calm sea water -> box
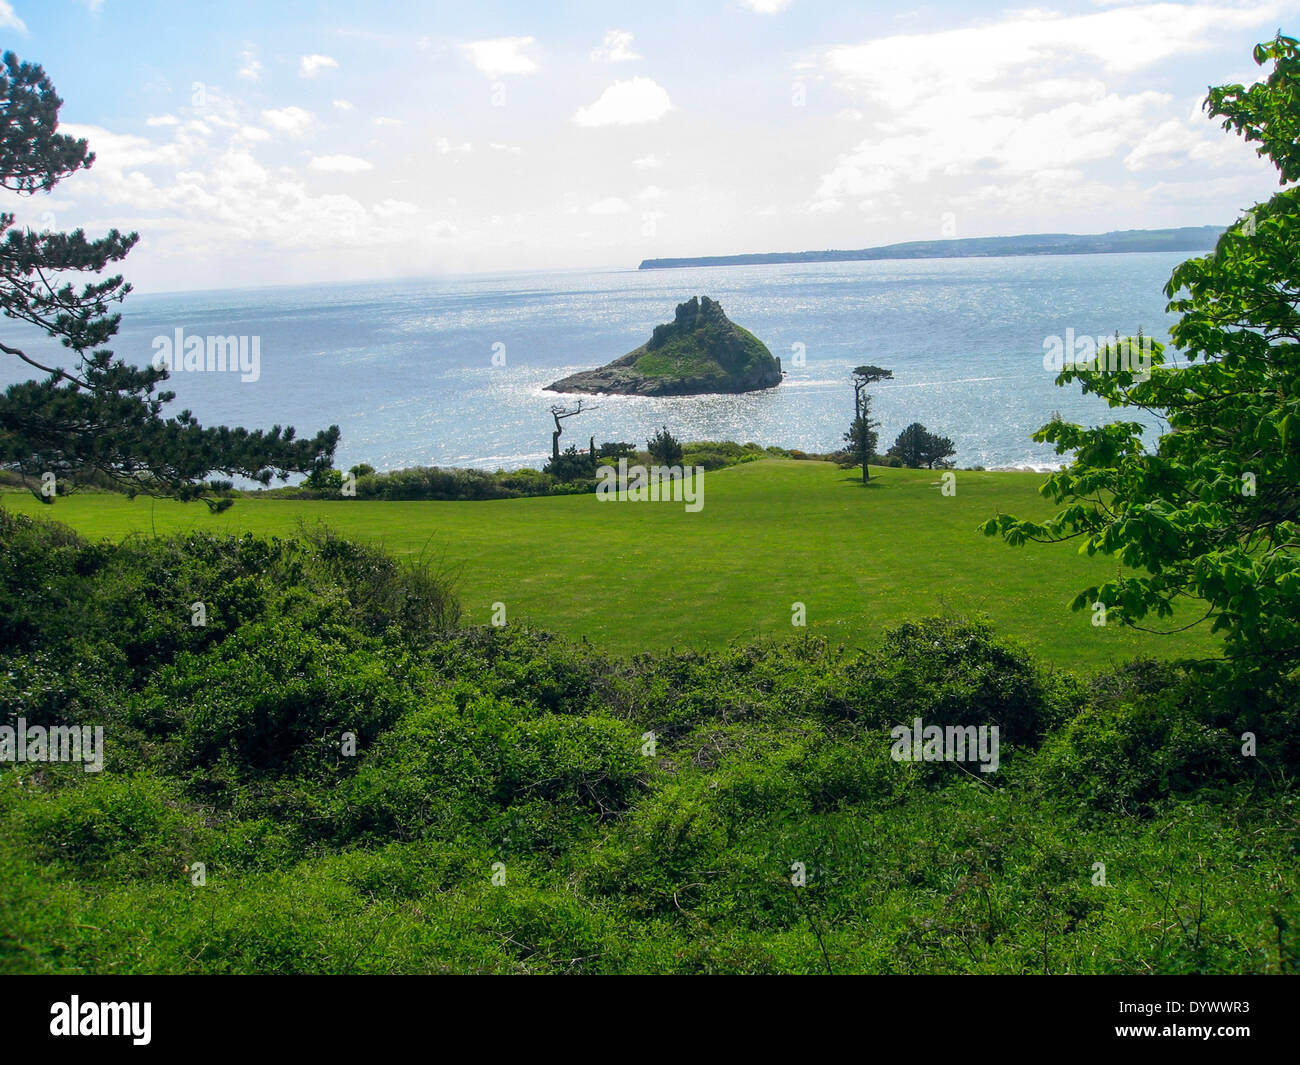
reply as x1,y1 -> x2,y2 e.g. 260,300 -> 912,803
0,252 -> 1195,473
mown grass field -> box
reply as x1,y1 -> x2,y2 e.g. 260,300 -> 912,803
1,460 -> 1219,673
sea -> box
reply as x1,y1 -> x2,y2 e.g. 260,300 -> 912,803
0,251 -> 1197,474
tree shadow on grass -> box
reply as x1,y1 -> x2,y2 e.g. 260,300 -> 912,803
839,471 -> 889,490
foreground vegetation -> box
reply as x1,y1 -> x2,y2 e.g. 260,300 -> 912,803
2,461 -> 1219,673
1,509 -> 1295,974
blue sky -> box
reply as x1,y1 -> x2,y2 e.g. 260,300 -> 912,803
0,0 -> 1295,291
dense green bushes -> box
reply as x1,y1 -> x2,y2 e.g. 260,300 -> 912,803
1,512 -> 1295,974
1032,658 -> 1299,814
358,465 -> 524,500
253,442 -> 807,501
850,617 -> 1086,746
541,446 -> 597,484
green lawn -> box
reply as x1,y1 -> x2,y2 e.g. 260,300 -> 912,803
1,460 -> 1219,672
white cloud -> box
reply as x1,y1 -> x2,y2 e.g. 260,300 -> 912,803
238,49 -> 262,82
463,37 -> 538,77
372,116 -> 404,128
809,4 -> 1283,215
429,220 -> 459,238
588,197 -> 630,214
807,198 -> 843,214
333,99 -> 355,112
60,123 -> 192,172
738,0 -> 793,12
0,2 -> 26,32
573,77 -> 673,127
637,185 -> 667,202
824,5 -> 1284,105
434,137 -> 474,154
300,54 -> 339,78
1124,116 -> 1241,171
590,30 -> 641,63
1144,173 -> 1267,205
489,142 -> 523,153
261,106 -> 317,137
46,123 -> 202,216
373,199 -> 419,218
146,115 -> 179,127
309,154 -> 373,173
21,113 -> 458,286
946,170 -> 1117,219
211,149 -> 268,190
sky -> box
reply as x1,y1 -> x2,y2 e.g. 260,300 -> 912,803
0,0 -> 1295,292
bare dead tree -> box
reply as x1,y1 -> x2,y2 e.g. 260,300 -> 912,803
549,399 -> 598,461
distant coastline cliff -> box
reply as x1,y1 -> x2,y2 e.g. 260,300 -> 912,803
637,225 -> 1225,270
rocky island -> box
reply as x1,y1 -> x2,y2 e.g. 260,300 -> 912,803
546,296 -> 782,396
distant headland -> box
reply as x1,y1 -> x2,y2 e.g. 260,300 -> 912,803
546,295 -> 782,397
637,225 -> 1225,270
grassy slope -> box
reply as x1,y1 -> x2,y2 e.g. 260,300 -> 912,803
632,322 -> 771,380
0,460 -> 1218,672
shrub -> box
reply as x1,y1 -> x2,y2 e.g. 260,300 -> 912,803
355,465 -> 512,501
680,449 -> 732,471
543,445 -> 595,483
1032,691 -> 1242,813
496,468 -> 554,494
304,467 -> 344,495
498,714 -> 646,812
330,697 -> 506,844
297,523 -> 461,639
647,426 -> 683,466
852,616 -> 1065,749
18,772 -> 194,879
133,619 -> 425,782
1033,661 -> 1297,811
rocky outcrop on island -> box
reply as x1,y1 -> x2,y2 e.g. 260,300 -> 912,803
546,296 -> 782,397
